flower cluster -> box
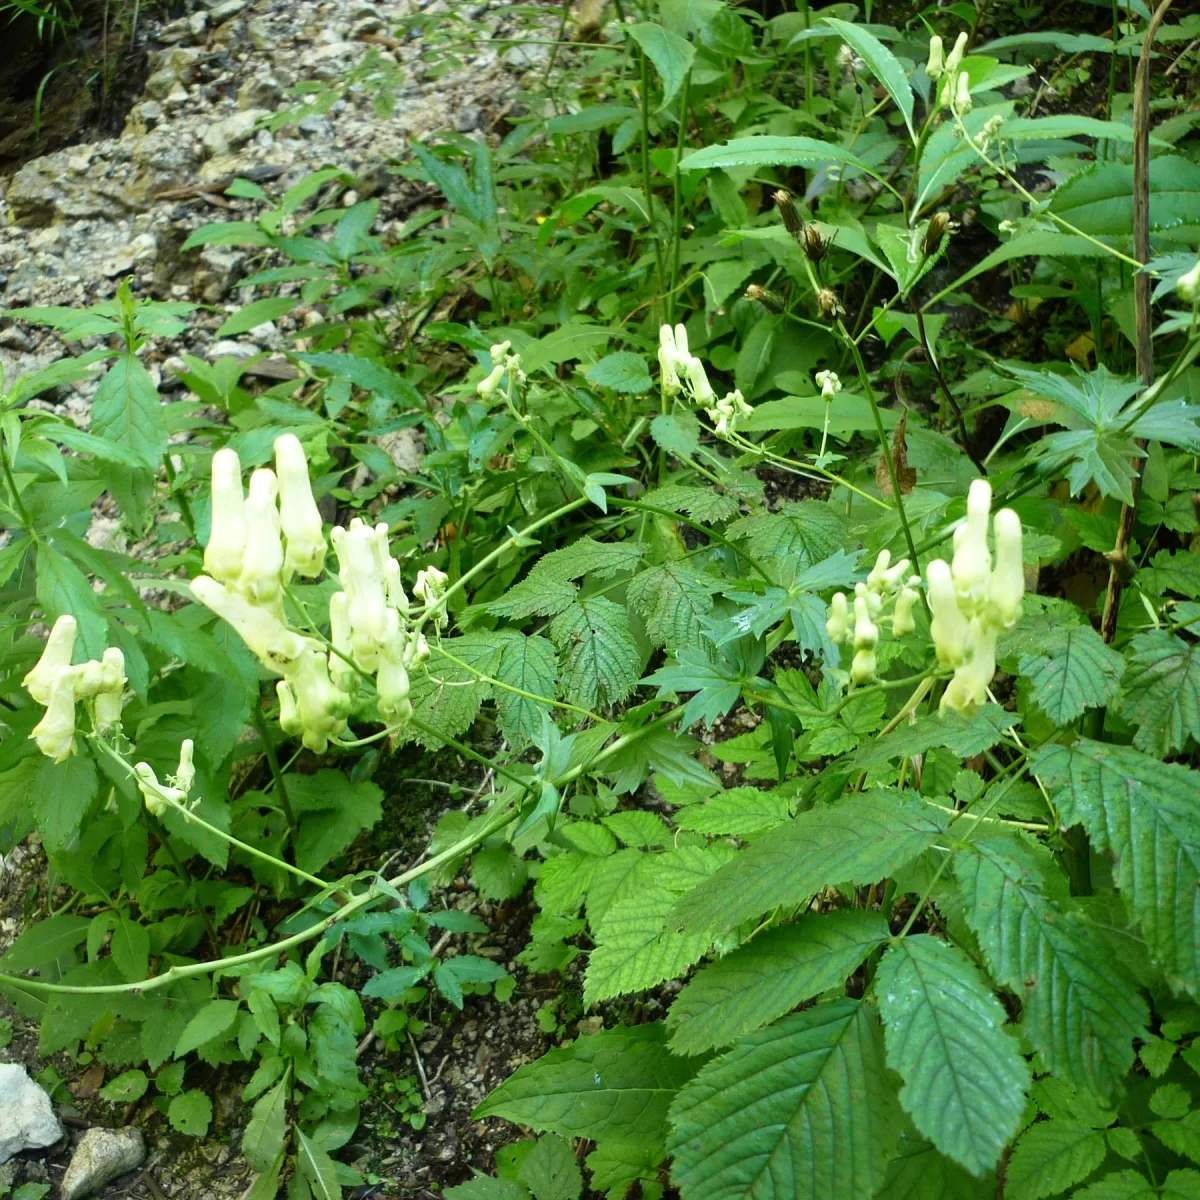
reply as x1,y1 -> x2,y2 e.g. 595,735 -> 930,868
23,615 -> 127,762
192,435 -> 430,752
659,324 -> 751,436
478,341 -> 526,400
926,32 -> 973,115
927,479 -> 1024,714
826,550 -> 919,684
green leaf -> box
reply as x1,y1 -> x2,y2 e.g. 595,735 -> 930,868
296,351 -> 420,406
446,1179 -> 529,1200
955,835 -> 1147,1100
474,1023 -> 697,1150
111,917 -> 150,983
175,998 -> 240,1058
875,936 -> 1028,1176
667,910 -> 889,1056
628,564 -> 721,654
681,136 -> 875,177
673,785 -> 791,839
877,1132 -> 987,1200
35,543 -> 108,660
90,355 -> 168,470
667,1000 -> 896,1200
472,845 -> 529,901
1034,738 -> 1200,999
1049,156 -> 1200,241
1018,624 -> 1125,724
243,1077 -> 289,1171
435,955 -> 509,1009
518,1134 -> 583,1200
627,23 -> 695,110
1005,1120 -> 1107,1200
584,886 -> 710,1004
168,1089 -> 213,1136
822,17 -> 914,137
1153,1110 -> 1200,1163
180,221 -> 274,250
0,914 -> 89,970
284,770 -> 383,875
1120,630 -> 1200,756
727,500 -> 847,568
672,790 -> 946,934
550,597 -> 641,710
296,1129 -> 341,1200
99,1069 -> 148,1102
491,633 -> 558,747
586,352 -> 653,395
216,296 -> 299,338
522,324 -> 612,374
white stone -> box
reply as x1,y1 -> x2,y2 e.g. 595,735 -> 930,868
60,1127 -> 145,1200
0,1063 -> 63,1165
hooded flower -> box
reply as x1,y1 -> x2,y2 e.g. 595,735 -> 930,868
238,468 -> 285,609
205,449 -> 248,584
275,434 -> 327,580
24,615 -> 77,705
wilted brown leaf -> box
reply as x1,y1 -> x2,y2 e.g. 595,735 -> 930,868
877,408 -> 917,497
70,1062 -> 105,1099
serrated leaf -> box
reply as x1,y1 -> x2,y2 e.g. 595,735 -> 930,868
667,1000 -> 896,1200
822,17 -> 914,137
875,935 -> 1028,1175
667,910 -> 888,1056
474,1023 -> 698,1150
1153,1110 -> 1200,1163
627,23 -> 695,109
672,790 -> 946,934
1120,630 -> 1200,756
1034,738 -> 1200,999
587,352 -> 653,395
627,562 -> 721,652
673,785 -> 790,838
726,500 -> 846,568
642,484 -> 739,525
584,886 -> 710,1004
680,135 -> 876,176
877,1132 -> 987,1200
1075,1170 -> 1200,1200
1005,1120 -> 1107,1200
111,917 -> 150,983
407,633 -> 501,747
492,632 -> 558,747
0,914 -> 89,970
550,597 -> 641,710
518,1134 -> 583,1200
955,836 -> 1147,1100
600,811 -> 669,848
243,1078 -> 289,1171
91,355 -> 168,470
1018,625 -> 1125,723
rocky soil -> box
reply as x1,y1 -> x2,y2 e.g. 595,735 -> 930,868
0,0 -> 568,1193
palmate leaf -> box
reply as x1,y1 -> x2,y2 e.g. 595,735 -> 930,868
407,632 -> 503,747
667,910 -> 889,1056
474,1023 -> 698,1151
726,500 -> 847,570
550,597 -> 641,710
1018,624 -> 1125,724
1033,738 -> 1200,998
955,835 -> 1148,1100
667,1000 -> 897,1200
874,936 -> 1029,1176
671,790 -> 946,934
627,561 -> 722,653
1120,631 -> 1200,756
584,886 -> 711,1004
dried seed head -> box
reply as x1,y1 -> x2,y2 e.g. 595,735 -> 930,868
745,284 -> 783,313
773,190 -> 803,239
802,223 -> 827,264
923,211 -> 951,257
816,287 -> 844,319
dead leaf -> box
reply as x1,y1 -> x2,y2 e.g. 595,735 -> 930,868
70,1063 -> 105,1100
1065,331 -> 1095,366
877,408 -> 917,497
1016,390 -> 1057,422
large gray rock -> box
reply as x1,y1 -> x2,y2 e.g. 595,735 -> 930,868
60,1127 -> 146,1200
0,1063 -> 63,1164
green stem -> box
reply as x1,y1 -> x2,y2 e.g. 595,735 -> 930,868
253,705 -> 298,832
1,442 -> 31,527
162,453 -> 197,540
667,71 -> 692,325
639,49 -> 666,307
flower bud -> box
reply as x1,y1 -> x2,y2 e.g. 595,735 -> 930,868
853,594 -> 879,650
856,580 -> 883,620
802,223 -> 827,264
815,370 -> 842,400
1177,259 -> 1200,304
205,448 -> 248,584
926,34 -> 945,79
658,325 -> 683,395
816,288 -> 844,319
927,558 -> 968,667
238,468 -> 285,608
673,323 -> 690,362
893,586 -> 918,637
686,356 -> 716,406
987,508 -> 1024,628
826,591 -> 849,644
922,212 -> 951,258
745,285 -> 783,314
945,30 -> 968,73
331,518 -> 390,667
851,647 -> 877,684
477,362 -> 505,399
774,190 -> 802,239
953,71 -> 973,115
952,479 -> 993,614
403,630 -> 431,668
24,615 -> 77,705
191,576 -> 309,673
867,549 -> 892,595
32,669 -> 77,762
275,434 -> 327,580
